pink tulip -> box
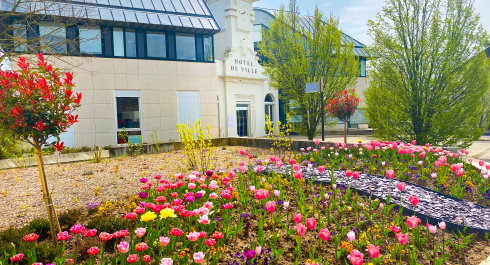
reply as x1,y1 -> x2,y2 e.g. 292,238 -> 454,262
135,228 -> 146,237
347,231 -> 356,242
314,139 -> 320,145
396,233 -> 408,245
397,182 -> 406,192
409,195 -> 419,206
406,216 -> 420,228
295,223 -> 306,237
273,190 -> 280,197
240,150 -> 246,155
434,161 -> 442,167
187,232 -> 200,241
386,170 -> 394,179
352,171 -> 360,180
419,152 -> 425,159
306,217 -> 316,230
294,171 -> 302,180
160,258 -> 173,265
255,245 -> 262,256
159,236 -> 170,246
318,166 -> 325,173
345,170 -> 353,178
117,241 -> 129,253
348,250 -> 364,265
428,225 -> 437,234
293,213 -> 303,223
367,244 -> 379,258
193,252 -> 205,264
319,228 -> 330,241
265,201 -> 276,213
293,163 -> 300,171
438,221 -> 446,230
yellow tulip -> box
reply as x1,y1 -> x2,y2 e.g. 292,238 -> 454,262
160,208 -> 177,219
141,211 -> 157,222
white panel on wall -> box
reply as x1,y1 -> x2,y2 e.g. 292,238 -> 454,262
177,91 -> 201,125
46,125 -> 75,147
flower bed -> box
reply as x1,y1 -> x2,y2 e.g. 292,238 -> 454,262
1,142 -> 490,265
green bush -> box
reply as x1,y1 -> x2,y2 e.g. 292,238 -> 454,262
0,126 -> 22,160
58,209 -> 82,228
87,217 -> 129,234
32,243 -> 61,264
28,218 -> 50,239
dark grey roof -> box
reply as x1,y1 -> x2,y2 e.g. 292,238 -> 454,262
0,0 -> 220,33
253,7 -> 369,58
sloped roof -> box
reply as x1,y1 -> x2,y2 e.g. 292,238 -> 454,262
253,7 -> 369,58
0,0 -> 220,33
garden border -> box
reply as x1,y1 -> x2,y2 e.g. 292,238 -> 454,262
259,165 -> 490,238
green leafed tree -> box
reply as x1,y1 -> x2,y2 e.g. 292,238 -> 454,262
258,1 -> 359,140
365,0 -> 490,147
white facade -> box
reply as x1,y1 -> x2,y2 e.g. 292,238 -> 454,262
208,0 -> 279,138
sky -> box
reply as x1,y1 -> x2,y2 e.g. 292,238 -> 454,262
253,0 -> 490,46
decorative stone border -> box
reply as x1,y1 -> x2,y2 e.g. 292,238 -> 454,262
257,164 -> 490,237
0,150 -> 109,170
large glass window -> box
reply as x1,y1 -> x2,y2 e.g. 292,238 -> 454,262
176,33 -> 195,60
360,58 -> 366,77
79,26 -> 102,54
115,91 -> 142,144
203,35 -> 213,61
253,25 -> 263,43
13,22 -> 27,52
39,22 -> 67,54
125,29 -> 137,57
265,94 -> 274,129
113,27 -> 125,56
146,31 -> 166,58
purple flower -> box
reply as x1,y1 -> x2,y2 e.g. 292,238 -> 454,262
206,171 -> 214,177
243,250 -> 256,260
195,192 -> 203,200
138,192 -> 148,199
185,196 -> 195,202
140,178 -> 148,183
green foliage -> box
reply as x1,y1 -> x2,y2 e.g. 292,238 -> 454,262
365,0 -> 490,147
176,119 -> 214,173
265,114 -> 293,159
118,128 -> 145,157
0,126 -> 22,160
151,130 -> 163,153
90,146 -> 103,163
57,209 -> 82,228
28,218 -> 50,237
258,2 -> 359,139
87,217 -> 129,234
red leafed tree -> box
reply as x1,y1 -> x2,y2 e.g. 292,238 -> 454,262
325,89 -> 359,143
0,54 -> 81,243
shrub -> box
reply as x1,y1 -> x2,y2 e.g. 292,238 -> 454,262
28,218 -> 50,237
32,243 -> 61,264
177,119 -> 214,173
57,209 -> 82,228
87,217 -> 129,234
0,126 -> 22,160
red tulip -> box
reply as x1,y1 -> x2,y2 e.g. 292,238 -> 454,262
293,214 -> 303,223
345,170 -> 353,178
409,196 -> 419,206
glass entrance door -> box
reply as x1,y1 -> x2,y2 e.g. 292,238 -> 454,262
236,104 -> 248,137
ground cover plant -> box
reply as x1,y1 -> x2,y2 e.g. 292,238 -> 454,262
1,141 -> 490,265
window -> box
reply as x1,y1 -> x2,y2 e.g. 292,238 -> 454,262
176,33 -> 195,60
146,31 -> 166,58
39,22 -> 67,54
253,25 -> 263,43
359,58 -> 366,77
203,35 -> 213,61
125,29 -> 137,57
79,26 -> 102,54
177,91 -> 200,125
115,91 -> 142,144
13,22 -> 27,52
113,27 -> 124,56
265,94 -> 274,128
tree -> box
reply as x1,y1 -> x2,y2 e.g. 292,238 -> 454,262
365,0 -> 490,147
258,2 -> 359,140
326,90 -> 360,143
0,54 -> 81,243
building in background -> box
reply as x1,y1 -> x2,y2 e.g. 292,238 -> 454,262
2,0 -> 222,147
207,0 -> 279,138
253,7 -> 370,132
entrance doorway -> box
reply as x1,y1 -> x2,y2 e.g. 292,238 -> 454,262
236,104 -> 248,137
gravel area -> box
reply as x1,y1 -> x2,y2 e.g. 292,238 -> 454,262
0,146 -> 269,229
261,165 -> 490,231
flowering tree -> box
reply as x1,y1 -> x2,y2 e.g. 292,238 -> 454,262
325,89 -> 359,143
0,53 -> 81,243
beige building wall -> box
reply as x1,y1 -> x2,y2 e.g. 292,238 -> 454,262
23,56 -> 220,147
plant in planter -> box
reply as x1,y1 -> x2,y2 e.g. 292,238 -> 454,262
0,54 -> 81,244
325,89 -> 359,143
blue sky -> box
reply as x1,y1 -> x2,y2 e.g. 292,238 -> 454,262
253,0 -> 490,46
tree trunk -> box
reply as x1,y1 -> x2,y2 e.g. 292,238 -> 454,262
344,116 -> 347,144
33,139 -> 60,245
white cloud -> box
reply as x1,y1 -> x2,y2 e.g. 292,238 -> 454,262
325,2 -> 332,7
337,0 -> 384,45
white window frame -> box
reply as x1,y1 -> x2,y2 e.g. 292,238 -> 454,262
114,90 -> 142,145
